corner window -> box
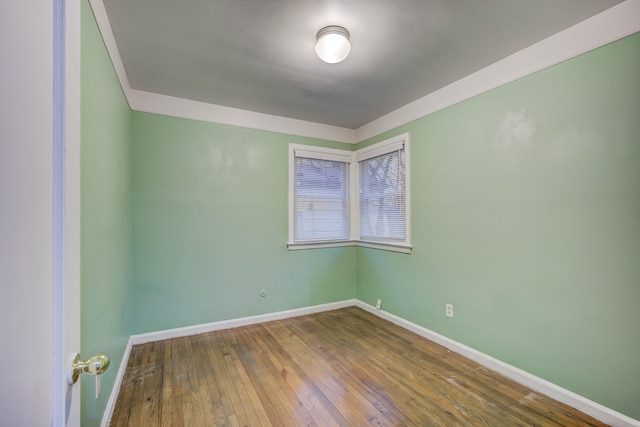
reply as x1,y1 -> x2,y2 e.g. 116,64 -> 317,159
358,139 -> 407,244
288,133 -> 411,253
288,145 -> 354,249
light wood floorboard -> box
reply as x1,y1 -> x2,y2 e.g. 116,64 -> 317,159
110,307 -> 608,426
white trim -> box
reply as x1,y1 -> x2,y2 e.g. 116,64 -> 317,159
357,133 -> 411,248
57,0 -> 82,425
52,0 -> 82,424
101,300 -> 356,426
287,240 -> 356,251
293,150 -> 353,163
63,0 -> 82,422
289,134 -> 411,251
288,143 -> 355,245
288,144 -> 295,244
52,0 -> 66,423
129,90 -> 356,144
87,0 -> 131,107
100,340 -> 133,427
349,156 -> 360,241
286,240 -> 412,254
357,241 -> 412,254
101,299 -> 639,427
356,139 -> 404,162
90,0 -> 638,144
293,146 -> 354,163
354,300 -> 640,427
89,0 -> 355,143
130,300 -> 357,345
356,0 -> 640,142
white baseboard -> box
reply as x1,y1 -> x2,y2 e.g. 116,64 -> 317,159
100,338 -> 133,427
129,299 -> 357,345
102,298 -> 639,427
355,300 -> 640,427
101,299 -> 356,426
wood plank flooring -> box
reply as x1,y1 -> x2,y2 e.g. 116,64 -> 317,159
110,307 -> 608,426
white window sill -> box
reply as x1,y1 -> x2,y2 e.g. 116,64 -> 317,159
287,240 -> 412,254
357,240 -> 412,254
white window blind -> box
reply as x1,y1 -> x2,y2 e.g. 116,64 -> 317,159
359,145 -> 406,242
293,155 -> 349,242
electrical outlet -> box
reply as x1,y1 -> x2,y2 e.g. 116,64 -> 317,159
445,303 -> 454,318
375,299 -> 382,310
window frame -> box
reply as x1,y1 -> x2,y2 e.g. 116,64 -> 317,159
356,133 -> 412,253
287,133 -> 411,253
288,144 -> 358,250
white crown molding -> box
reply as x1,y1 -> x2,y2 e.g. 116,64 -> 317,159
355,300 -> 640,427
90,0 -> 638,144
88,0 -> 355,143
88,0 -> 132,106
129,89 -> 356,143
356,0 -> 640,142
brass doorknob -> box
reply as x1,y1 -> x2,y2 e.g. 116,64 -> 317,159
67,353 -> 110,385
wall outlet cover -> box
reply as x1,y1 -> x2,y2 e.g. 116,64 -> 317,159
376,299 -> 382,310
446,303 -> 454,318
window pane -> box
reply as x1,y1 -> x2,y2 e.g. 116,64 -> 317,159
294,157 -> 349,242
359,148 -> 405,241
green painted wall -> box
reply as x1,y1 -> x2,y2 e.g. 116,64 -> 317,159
82,3 -> 638,420
356,33 -> 640,419
131,112 -> 355,333
81,1 -> 132,425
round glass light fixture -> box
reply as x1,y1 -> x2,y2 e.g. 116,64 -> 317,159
315,26 -> 351,64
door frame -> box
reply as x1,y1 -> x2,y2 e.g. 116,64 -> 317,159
53,0 -> 81,425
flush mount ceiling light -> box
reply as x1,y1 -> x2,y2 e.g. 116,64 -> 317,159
315,26 -> 351,64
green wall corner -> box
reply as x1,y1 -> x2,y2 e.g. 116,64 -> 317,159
81,1 -> 133,425
81,2 -> 640,419
356,33 -> 640,419
131,112 -> 356,333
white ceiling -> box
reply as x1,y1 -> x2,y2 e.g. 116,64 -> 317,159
102,0 -> 621,129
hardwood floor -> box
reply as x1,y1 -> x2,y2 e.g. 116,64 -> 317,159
110,307 -> 607,426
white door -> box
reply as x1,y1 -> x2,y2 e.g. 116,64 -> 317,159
59,0 -> 83,425
0,0 -> 81,426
